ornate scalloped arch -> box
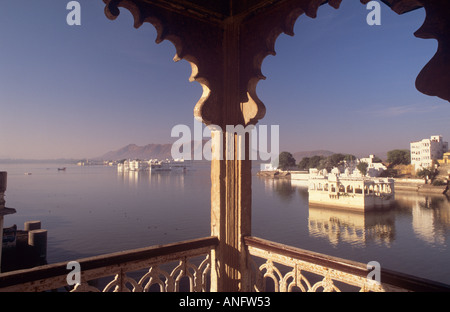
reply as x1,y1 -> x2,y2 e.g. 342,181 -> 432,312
104,0 -> 449,129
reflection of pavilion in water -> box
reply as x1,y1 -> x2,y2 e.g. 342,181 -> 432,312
308,206 -> 395,247
117,169 -> 186,190
395,192 -> 450,247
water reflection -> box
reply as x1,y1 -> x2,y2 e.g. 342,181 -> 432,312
308,207 -> 395,247
264,175 -> 450,249
395,192 -> 450,248
117,170 -> 186,191
260,177 -> 296,203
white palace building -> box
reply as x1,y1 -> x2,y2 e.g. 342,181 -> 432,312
308,168 -> 395,211
410,135 -> 448,171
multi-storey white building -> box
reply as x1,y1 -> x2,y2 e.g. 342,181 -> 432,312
410,135 -> 448,171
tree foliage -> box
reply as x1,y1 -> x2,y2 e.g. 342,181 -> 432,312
387,149 -> 410,165
297,153 -> 356,171
378,167 -> 398,177
416,167 -> 438,181
356,162 -> 369,176
277,152 -> 296,170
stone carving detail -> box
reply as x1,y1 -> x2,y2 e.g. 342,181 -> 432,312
360,0 -> 450,102
102,0 -> 347,127
71,255 -> 211,292
247,246 -> 391,292
412,1 -> 450,102
104,0 -> 449,130
103,0 -> 223,126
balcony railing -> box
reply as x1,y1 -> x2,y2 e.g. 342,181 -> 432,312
1,235 -> 449,292
244,236 -> 450,292
0,236 -> 218,292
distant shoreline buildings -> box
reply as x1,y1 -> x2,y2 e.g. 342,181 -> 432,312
116,158 -> 189,172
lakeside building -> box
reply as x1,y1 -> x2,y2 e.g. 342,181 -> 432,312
437,152 -> 450,165
117,158 -> 188,172
260,163 -> 277,171
358,155 -> 387,177
308,168 -> 395,211
410,135 -> 448,171
117,159 -> 145,172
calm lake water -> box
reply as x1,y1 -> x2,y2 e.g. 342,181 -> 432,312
2,162 -> 450,285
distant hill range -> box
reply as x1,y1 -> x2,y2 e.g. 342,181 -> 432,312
96,143 -> 386,162
97,141 -> 206,161
97,143 -> 338,162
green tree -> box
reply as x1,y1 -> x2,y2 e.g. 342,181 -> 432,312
318,157 -> 334,171
309,155 -> 324,168
379,167 -> 398,177
357,162 -> 369,176
297,155 -> 325,170
329,153 -> 346,167
416,167 -> 437,182
277,152 -> 296,170
297,153 -> 357,171
297,157 -> 310,170
387,149 -> 410,165
344,154 -> 357,162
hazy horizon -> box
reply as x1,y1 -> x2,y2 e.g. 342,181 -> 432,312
1,1 -> 448,160
0,139 -> 406,162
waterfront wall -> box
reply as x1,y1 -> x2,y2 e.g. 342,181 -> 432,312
308,191 -> 394,211
394,178 -> 448,194
291,172 -> 309,181
309,191 -> 366,211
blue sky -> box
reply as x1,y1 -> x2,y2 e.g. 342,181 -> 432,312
0,0 -> 448,160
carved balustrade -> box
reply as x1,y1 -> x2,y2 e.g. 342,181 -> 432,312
2,235 -> 449,292
0,237 -> 217,292
244,236 -> 450,292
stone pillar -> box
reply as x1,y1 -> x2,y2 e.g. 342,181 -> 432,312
209,20 -> 253,292
210,130 -> 252,292
24,220 -> 41,232
29,229 -> 47,261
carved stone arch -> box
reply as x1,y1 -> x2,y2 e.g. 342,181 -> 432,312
103,0 -> 348,127
360,0 -> 450,103
104,0 -> 224,126
104,0 -> 450,130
